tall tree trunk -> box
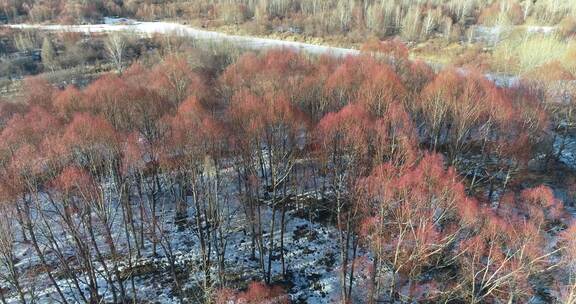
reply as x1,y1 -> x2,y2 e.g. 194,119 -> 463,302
267,204 -> 276,284
24,211 -> 70,304
280,202 -> 287,279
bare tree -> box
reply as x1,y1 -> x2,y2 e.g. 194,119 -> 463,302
105,33 -> 127,72
0,205 -> 28,304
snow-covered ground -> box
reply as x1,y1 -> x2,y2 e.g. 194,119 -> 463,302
0,168 -> 369,303
469,25 -> 557,45
5,19 -> 359,58
555,134 -> 576,170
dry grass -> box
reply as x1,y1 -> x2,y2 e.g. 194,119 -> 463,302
492,34 -> 575,74
212,24 -> 362,49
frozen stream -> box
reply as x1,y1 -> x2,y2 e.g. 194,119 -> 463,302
5,19 -> 360,57
3,18 -> 521,87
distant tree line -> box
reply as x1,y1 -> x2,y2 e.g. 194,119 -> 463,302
2,0 -> 576,41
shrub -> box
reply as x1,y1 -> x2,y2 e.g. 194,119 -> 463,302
559,16 -> 576,38
492,34 -> 574,73
217,3 -> 250,25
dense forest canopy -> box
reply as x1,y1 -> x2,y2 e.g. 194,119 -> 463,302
0,1 -> 575,303
0,41 -> 574,302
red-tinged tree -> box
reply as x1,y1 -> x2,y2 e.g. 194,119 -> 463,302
1,141 -> 72,304
236,282 -> 289,304
60,113 -> 128,302
323,56 -> 369,111
0,106 -> 61,158
21,76 -> 54,109
446,72 -> 496,162
457,219 -> 510,303
150,55 -> 207,106
60,112 -> 121,199
315,103 -> 373,184
51,163 -> 139,303
163,96 -> 212,218
0,106 -> 62,249
122,84 -> 169,138
0,105 -> 64,242
220,50 -> 315,111
220,52 -> 262,94
62,113 -> 120,175
314,103 -> 374,302
482,86 -> 549,198
121,63 -> 176,132
121,132 -> 151,254
123,129 -> 176,303
82,73 -> 131,128
104,64 -> 177,260
215,282 -> 289,304
456,186 -> 562,303
397,59 -> 435,99
227,88 -> 309,283
323,55 -> 409,119
417,67 -> 542,198
0,101 -> 27,129
372,103 -> 419,168
53,85 -> 84,121
360,38 -> 410,70
0,200 -> 28,304
8,144 -> 46,184
168,95 -> 223,161
456,207 -> 559,304
52,166 -> 99,209
419,68 -> 489,156
225,90 -> 264,262
498,186 -> 564,230
259,49 -> 311,78
419,68 -> 456,150
357,153 -> 480,303
505,86 -> 549,150
47,166 -> 101,303
356,63 -> 407,117
360,38 -> 428,92
162,96 -> 230,290
296,54 -> 340,120
360,37 -> 410,61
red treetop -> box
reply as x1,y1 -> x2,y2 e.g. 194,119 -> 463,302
315,103 -> 372,160
150,55 -> 206,105
0,106 -> 61,155
53,85 -> 84,121
499,185 -> 564,229
22,76 -> 54,109
52,165 -> 98,198
215,282 -> 289,304
360,37 -> 409,60
61,113 -> 120,167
